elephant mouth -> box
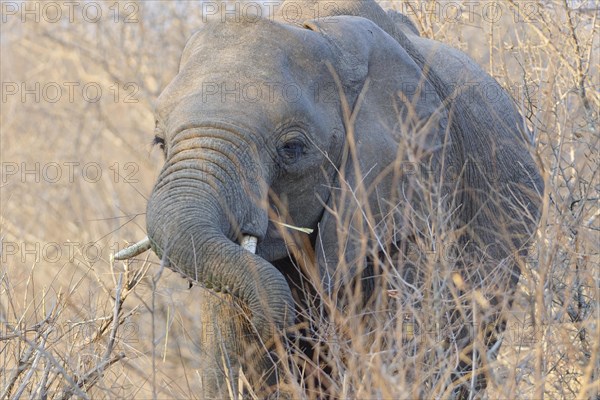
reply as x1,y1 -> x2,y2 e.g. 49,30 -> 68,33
265,221 -> 283,240
113,221 -> 312,278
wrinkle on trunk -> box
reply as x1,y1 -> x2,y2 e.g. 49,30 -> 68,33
147,180 -> 294,340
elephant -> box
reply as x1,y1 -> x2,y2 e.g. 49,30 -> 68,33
116,1 -> 543,398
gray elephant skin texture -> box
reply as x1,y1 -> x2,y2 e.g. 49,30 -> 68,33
143,1 -> 544,398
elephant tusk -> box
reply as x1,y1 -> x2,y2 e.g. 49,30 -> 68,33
241,235 -> 257,254
112,237 -> 151,261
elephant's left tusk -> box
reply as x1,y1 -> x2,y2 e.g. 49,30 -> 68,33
112,237 -> 151,261
241,235 -> 257,254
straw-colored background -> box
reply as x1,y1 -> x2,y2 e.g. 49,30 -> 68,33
1,1 -> 597,398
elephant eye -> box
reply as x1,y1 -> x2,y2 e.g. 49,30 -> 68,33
278,139 -> 305,163
152,135 -> 165,151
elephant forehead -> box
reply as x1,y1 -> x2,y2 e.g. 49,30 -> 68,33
181,18 -> 330,76
156,19 -> 334,121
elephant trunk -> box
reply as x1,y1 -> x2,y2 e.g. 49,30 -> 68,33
146,130 -> 294,339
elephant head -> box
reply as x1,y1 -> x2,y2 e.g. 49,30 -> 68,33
114,4 -> 543,398
141,14 -> 451,394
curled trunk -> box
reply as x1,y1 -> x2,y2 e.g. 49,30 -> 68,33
145,131 -> 294,394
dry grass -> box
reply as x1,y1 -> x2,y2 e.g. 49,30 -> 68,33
1,1 -> 598,399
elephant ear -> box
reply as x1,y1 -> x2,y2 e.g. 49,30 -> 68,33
304,16 -> 452,296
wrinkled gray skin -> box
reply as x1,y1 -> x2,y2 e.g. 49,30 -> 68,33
146,1 -> 543,398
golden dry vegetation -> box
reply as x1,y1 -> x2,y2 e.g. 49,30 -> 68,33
0,1 -> 598,399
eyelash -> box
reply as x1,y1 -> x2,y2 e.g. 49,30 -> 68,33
152,136 -> 165,150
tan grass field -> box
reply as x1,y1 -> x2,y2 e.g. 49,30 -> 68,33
1,1 -> 598,399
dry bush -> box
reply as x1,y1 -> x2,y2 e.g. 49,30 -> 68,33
1,1 -> 597,399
